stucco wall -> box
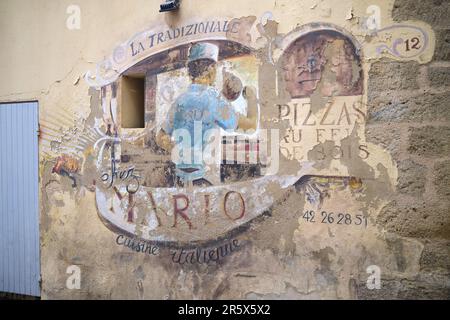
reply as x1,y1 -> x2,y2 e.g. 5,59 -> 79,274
0,0 -> 448,299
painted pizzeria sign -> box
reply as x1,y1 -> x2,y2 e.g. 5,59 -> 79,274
50,14 -> 433,245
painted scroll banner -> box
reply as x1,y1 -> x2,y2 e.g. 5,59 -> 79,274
366,24 -> 435,62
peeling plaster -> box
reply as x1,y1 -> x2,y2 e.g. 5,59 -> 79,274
10,0 -> 437,299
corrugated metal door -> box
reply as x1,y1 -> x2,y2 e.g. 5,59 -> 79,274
0,102 -> 40,297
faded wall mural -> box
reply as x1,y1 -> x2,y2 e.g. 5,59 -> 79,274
36,1 -> 438,299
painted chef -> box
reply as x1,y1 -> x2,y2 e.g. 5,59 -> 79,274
156,42 -> 257,186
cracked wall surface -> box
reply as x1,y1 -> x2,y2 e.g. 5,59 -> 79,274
0,0 -> 449,299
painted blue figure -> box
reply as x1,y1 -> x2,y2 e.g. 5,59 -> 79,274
157,42 -> 258,186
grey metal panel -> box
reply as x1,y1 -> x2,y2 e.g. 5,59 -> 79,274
0,102 -> 40,297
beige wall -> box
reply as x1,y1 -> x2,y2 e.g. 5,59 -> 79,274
1,0 -> 449,299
